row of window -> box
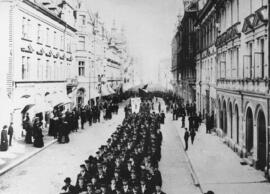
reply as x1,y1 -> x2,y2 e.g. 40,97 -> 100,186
22,17 -> 72,52
218,0 -> 266,34
21,56 -> 72,81
217,38 -> 265,80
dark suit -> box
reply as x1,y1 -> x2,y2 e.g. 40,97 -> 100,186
60,185 -> 76,194
8,125 -> 13,146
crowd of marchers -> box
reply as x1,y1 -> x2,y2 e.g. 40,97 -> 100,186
60,100 -> 166,194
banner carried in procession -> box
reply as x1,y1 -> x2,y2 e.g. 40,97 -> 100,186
130,97 -> 141,113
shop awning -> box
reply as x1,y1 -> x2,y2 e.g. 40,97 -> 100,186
47,92 -> 72,107
108,85 -> 116,95
101,84 -> 111,96
13,94 -> 35,110
33,102 -> 53,113
90,88 -> 100,99
123,83 -> 133,92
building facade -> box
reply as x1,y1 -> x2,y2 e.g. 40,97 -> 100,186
0,0 -> 78,138
171,31 -> 180,96
177,9 -> 197,103
191,0 -> 270,176
195,0 -> 217,118
106,24 -> 125,93
75,3 -> 99,106
215,0 -> 269,174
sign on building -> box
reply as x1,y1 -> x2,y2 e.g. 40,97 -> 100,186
131,97 -> 141,113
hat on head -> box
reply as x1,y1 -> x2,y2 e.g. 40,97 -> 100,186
80,164 -> 86,169
64,177 -> 71,183
100,183 -> 106,188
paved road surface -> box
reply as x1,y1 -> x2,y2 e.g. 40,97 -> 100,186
0,98 -> 201,194
0,110 -> 124,194
159,112 -> 201,194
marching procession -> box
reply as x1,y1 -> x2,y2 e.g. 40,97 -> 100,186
60,98 -> 166,194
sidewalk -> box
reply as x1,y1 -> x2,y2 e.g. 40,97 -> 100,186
174,117 -> 270,194
160,115 -> 201,194
0,134 -> 56,176
0,101 -> 127,177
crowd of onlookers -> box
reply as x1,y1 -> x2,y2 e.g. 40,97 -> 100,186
19,99 -> 120,147
60,101 -> 166,194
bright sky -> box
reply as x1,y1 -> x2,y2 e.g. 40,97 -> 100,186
86,0 -> 184,83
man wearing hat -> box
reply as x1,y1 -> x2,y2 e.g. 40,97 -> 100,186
140,179 -> 150,194
152,183 -> 166,194
76,164 -> 91,186
86,183 -> 95,194
100,183 -> 109,194
75,177 -> 87,193
113,168 -> 122,188
122,179 -> 132,194
60,177 -> 76,194
90,176 -> 100,191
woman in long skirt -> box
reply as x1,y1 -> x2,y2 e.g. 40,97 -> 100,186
33,119 -> 44,148
24,113 -> 33,144
0,125 -> 8,151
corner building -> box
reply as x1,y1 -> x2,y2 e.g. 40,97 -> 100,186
0,0 -> 78,138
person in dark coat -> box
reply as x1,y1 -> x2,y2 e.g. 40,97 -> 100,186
58,117 -> 66,143
23,113 -> 32,144
80,107 -> 86,129
75,177 -> 87,193
63,119 -> 70,143
0,125 -> 8,151
76,164 -> 91,186
60,177 -> 76,194
33,118 -> 44,148
152,184 -> 166,194
8,122 -> 14,146
190,128 -> 196,144
184,128 -> 189,151
97,106 -> 101,123
181,114 -> 185,128
140,179 -> 151,194
88,107 -> 93,126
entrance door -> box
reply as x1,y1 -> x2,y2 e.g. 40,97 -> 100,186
246,107 -> 253,155
257,110 -> 266,171
223,101 -> 227,134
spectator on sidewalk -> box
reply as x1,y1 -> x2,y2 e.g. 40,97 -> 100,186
190,128 -> 196,144
0,125 -> 8,151
23,113 -> 32,144
80,107 -> 86,129
184,128 -> 189,151
181,115 -> 185,128
60,177 -> 76,194
8,122 -> 13,146
33,118 -> 44,148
